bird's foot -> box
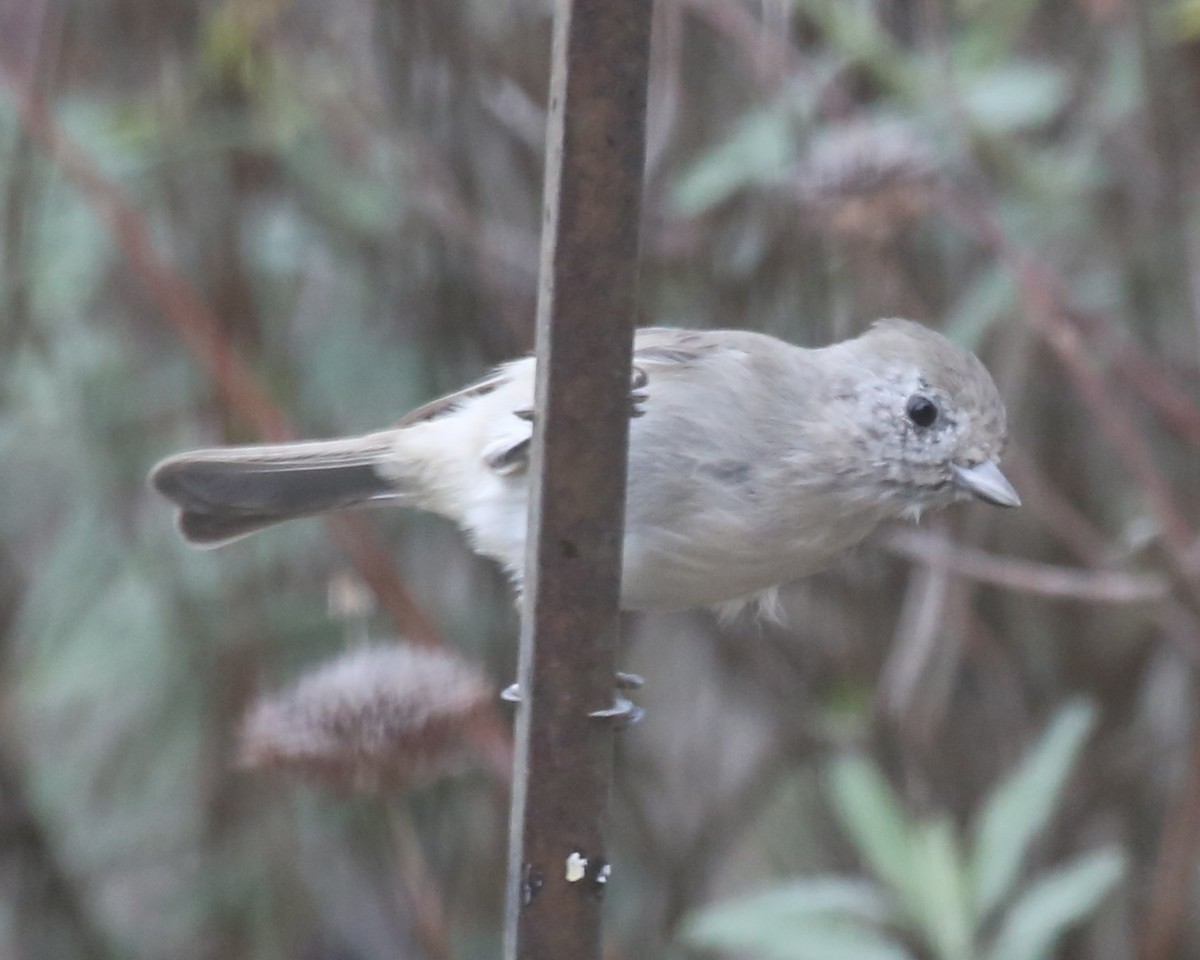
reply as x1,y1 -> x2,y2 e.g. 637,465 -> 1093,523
501,671 -> 645,728
513,367 -> 649,424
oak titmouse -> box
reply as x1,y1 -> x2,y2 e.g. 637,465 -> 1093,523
151,320 -> 1017,612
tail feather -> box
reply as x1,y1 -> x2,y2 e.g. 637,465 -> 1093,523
176,509 -> 308,547
150,436 -> 399,547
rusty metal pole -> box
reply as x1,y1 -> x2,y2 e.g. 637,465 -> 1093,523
502,1 -> 652,959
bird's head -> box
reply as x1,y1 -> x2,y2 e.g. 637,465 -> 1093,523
822,318 -> 1018,518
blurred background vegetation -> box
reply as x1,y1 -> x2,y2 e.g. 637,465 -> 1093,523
2,0 -> 1200,957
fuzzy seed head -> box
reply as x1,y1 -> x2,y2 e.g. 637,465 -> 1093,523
796,123 -> 938,241
238,644 -> 492,793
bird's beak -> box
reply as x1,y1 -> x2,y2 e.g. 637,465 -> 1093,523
953,461 -> 1021,508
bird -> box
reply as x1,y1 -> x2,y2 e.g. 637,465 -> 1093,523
151,320 -> 1018,614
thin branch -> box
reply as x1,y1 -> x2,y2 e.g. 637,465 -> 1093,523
504,0 -> 651,956
879,528 -> 962,731
1002,449 -> 1200,665
883,528 -> 1169,604
1000,447 -> 1114,568
1066,306 -> 1200,455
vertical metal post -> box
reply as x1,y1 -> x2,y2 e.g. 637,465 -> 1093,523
503,1 -> 652,959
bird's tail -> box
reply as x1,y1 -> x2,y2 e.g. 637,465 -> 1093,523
150,433 -> 403,547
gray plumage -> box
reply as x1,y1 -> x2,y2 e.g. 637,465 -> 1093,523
151,320 -> 1017,613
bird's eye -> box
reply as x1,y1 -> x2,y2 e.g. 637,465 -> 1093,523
906,395 -> 939,428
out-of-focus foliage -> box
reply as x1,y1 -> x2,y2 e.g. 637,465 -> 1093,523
1,0 -> 1200,959
682,701 -> 1126,960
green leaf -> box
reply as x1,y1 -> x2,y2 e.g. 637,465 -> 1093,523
798,0 -> 918,98
28,169 -> 113,325
943,267 -> 1016,351
985,847 -> 1126,960
953,0 -> 1043,69
671,107 -> 796,216
687,921 -> 916,960
685,877 -> 894,934
281,134 -> 406,236
683,880 -> 915,960
903,819 -> 973,960
828,756 -> 914,897
961,64 -> 1069,133
969,701 -> 1097,923
1171,0 -> 1200,42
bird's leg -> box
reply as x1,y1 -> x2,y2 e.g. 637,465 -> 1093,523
482,436 -> 530,475
499,369 -> 647,724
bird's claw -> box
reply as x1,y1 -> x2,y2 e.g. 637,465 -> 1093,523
512,368 -> 648,422
629,366 -> 649,417
501,672 -> 645,729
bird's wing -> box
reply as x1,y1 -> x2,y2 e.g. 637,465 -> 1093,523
394,369 -> 514,428
632,327 -> 735,369
398,329 -> 760,478
399,328 -> 746,429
